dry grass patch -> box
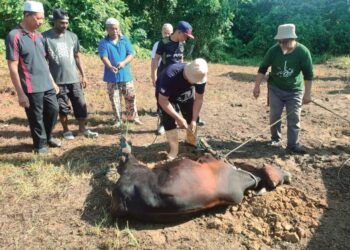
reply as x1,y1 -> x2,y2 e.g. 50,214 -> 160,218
0,158 -> 85,200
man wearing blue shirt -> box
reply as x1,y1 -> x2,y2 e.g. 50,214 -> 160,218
98,18 -> 142,127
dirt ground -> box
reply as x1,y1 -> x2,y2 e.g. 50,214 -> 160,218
0,55 -> 349,250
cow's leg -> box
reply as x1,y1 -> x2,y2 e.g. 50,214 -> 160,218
227,168 -> 261,204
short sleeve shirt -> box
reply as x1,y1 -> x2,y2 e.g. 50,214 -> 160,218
156,63 -> 206,102
156,37 -> 185,74
42,29 -> 80,85
151,41 -> 159,59
98,35 -> 134,83
6,25 -> 52,93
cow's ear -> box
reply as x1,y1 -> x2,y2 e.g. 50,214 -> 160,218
261,164 -> 284,189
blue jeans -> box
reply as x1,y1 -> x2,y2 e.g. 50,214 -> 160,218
268,85 -> 303,148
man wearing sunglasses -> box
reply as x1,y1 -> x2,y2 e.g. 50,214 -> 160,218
253,24 -> 313,154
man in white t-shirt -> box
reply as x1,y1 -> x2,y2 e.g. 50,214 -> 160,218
151,23 -> 173,135
151,23 -> 173,67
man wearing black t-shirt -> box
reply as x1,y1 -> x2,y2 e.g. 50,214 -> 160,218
156,58 -> 208,160
151,21 -> 194,135
151,21 -> 194,86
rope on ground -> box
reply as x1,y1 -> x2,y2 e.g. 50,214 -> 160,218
223,109 -> 295,159
311,100 -> 350,123
337,157 -> 350,191
142,116 -> 160,147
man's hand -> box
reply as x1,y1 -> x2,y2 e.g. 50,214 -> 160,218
18,93 -> 30,108
118,61 -> 126,69
81,76 -> 87,88
109,66 -> 119,73
189,121 -> 197,133
253,83 -> 260,98
176,117 -> 188,129
53,83 -> 60,94
303,80 -> 312,105
302,92 -> 312,104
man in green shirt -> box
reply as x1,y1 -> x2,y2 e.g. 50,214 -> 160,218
253,24 -> 313,154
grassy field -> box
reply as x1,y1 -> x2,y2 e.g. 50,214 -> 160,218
0,53 -> 349,249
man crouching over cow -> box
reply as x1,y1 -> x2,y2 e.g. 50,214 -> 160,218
111,137 -> 291,222
156,58 -> 208,160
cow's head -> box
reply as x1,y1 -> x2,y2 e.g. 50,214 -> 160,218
260,164 -> 292,190
234,162 -> 291,191
117,136 -> 132,172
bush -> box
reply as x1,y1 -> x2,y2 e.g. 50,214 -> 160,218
133,44 -> 151,59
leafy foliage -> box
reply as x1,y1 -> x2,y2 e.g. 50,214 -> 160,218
46,0 -> 129,52
1,0 -> 350,60
232,0 -> 350,57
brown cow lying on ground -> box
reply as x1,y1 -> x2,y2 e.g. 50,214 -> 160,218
111,137 -> 291,222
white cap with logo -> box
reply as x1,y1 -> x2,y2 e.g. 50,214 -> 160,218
23,1 -> 44,13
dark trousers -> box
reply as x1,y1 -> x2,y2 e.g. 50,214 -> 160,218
57,82 -> 87,120
25,88 -> 59,149
157,91 -> 194,131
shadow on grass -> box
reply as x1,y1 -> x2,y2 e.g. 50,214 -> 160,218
204,138 -> 350,160
220,72 -> 256,83
3,117 -> 28,126
315,75 -> 349,82
307,161 -> 350,250
0,130 -> 31,139
0,143 -> 33,154
327,84 -> 350,95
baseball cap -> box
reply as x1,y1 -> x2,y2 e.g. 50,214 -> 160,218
176,21 -> 194,39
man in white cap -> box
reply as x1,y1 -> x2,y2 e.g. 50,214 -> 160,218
43,9 -> 98,140
253,24 -> 313,154
5,1 -> 61,154
156,58 -> 208,160
98,17 -> 142,128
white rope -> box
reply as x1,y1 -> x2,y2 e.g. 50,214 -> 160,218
224,110 -> 294,159
312,100 -> 350,123
337,157 -> 350,190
